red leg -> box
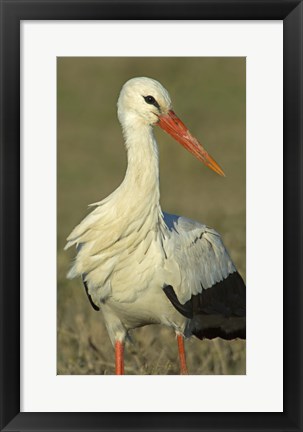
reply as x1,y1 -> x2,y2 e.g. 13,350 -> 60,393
177,334 -> 188,375
115,340 -> 124,375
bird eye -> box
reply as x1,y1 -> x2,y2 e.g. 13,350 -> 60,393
144,95 -> 156,104
143,95 -> 160,109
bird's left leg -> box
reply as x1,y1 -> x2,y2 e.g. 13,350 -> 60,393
176,333 -> 188,375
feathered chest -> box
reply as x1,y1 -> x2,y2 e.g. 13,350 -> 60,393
69,197 -> 168,306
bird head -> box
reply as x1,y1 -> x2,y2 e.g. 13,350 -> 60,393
117,77 -> 225,177
118,77 -> 172,126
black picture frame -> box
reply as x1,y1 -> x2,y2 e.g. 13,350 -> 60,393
0,1 -> 302,431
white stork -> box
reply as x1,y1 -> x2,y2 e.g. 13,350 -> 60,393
65,77 -> 246,375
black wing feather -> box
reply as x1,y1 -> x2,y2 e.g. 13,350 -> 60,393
82,274 -> 100,311
163,271 -> 246,340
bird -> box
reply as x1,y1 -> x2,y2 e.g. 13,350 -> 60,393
65,77 -> 246,375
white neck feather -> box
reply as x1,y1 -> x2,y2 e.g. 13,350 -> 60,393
122,118 -> 160,199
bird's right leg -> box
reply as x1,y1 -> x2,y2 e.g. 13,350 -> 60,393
177,333 -> 188,375
115,340 -> 124,375
101,305 -> 126,375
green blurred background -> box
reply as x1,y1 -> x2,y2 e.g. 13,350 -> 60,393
58,57 -> 246,375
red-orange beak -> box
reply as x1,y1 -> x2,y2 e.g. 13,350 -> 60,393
157,110 -> 225,177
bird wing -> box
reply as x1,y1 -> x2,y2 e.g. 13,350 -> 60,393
162,212 -> 246,339
162,212 -> 238,305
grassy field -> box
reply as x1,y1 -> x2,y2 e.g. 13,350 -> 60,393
57,57 -> 246,375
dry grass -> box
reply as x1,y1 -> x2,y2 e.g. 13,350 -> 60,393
57,57 -> 246,375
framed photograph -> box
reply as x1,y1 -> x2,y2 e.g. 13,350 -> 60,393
1,1 -> 302,431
